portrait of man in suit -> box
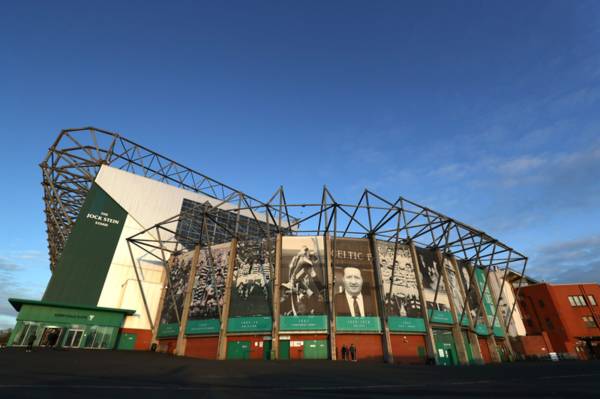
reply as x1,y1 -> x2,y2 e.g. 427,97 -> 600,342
334,266 -> 376,317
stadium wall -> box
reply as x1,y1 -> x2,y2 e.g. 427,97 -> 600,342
155,235 -> 513,365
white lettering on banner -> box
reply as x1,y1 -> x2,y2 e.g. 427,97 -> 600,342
86,211 -> 121,228
335,250 -> 372,261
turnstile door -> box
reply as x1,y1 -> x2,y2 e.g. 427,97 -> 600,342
117,333 -> 137,350
227,340 -> 251,360
303,340 -> 328,359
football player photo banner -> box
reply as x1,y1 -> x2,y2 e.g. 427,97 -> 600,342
279,236 -> 328,331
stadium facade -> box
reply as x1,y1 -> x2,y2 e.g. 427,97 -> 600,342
7,127 -> 530,364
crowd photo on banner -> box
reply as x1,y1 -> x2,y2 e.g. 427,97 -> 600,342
416,247 -> 451,313
188,243 -> 230,321
229,240 -> 273,317
377,242 -> 422,318
160,253 -> 193,325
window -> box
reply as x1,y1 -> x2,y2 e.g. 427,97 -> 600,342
526,319 -> 533,327
568,295 -> 587,307
568,296 -> 577,306
538,299 -> 545,308
545,318 -> 554,330
588,295 -> 597,306
582,316 -> 597,328
11,322 -> 40,346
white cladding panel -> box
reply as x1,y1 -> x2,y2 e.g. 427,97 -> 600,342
491,270 -> 527,337
94,165 -> 273,331
97,214 -> 164,314
120,279 -> 164,330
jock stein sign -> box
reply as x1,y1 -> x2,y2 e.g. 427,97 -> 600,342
42,183 -> 128,306
86,211 -> 121,228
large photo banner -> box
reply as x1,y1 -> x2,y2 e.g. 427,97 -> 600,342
158,251 -> 194,337
279,236 -> 328,331
415,247 -> 453,324
228,239 -> 274,333
474,267 -> 503,336
444,257 -> 466,326
376,241 -> 425,332
457,260 -> 485,332
185,242 -> 231,335
333,238 -> 381,332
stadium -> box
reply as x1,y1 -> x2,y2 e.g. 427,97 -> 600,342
7,127 -> 529,365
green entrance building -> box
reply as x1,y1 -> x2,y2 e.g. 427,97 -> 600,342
8,299 -> 135,350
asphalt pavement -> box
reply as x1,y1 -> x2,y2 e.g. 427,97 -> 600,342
1,347 -> 599,398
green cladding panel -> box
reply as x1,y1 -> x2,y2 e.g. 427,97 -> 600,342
388,316 -> 426,332
43,184 -> 127,306
227,316 -> 272,333
185,319 -> 220,335
428,310 -> 454,325
16,303 -> 127,327
474,268 -> 502,331
280,315 -> 328,331
157,323 -> 180,338
335,316 -> 381,332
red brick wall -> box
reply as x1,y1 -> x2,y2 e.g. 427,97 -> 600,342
519,283 -> 600,355
547,284 -> 600,342
119,328 -> 153,350
390,334 -> 426,364
478,337 -> 492,364
283,334 -> 328,360
516,335 -> 551,357
185,336 -> 219,359
335,334 -> 383,361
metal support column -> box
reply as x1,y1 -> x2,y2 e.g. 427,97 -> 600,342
175,244 -> 201,356
217,238 -> 238,360
270,234 -> 283,360
408,241 -> 437,364
449,255 -> 484,365
326,234 -> 337,360
435,249 -> 468,365
369,233 -> 394,363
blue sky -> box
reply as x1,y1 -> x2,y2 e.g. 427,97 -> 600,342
1,1 -> 599,329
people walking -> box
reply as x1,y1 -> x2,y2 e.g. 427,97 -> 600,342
26,333 -> 36,352
349,343 -> 357,362
341,344 -> 348,361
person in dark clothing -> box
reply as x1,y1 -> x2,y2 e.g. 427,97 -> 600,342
26,333 -> 36,352
48,331 -> 58,348
349,344 -> 357,361
341,344 -> 348,361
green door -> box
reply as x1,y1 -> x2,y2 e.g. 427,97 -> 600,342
462,331 -> 475,364
417,346 -> 427,361
227,341 -> 250,359
263,340 -> 272,360
303,340 -> 328,359
117,333 -> 137,350
279,340 -> 290,360
433,329 -> 459,366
